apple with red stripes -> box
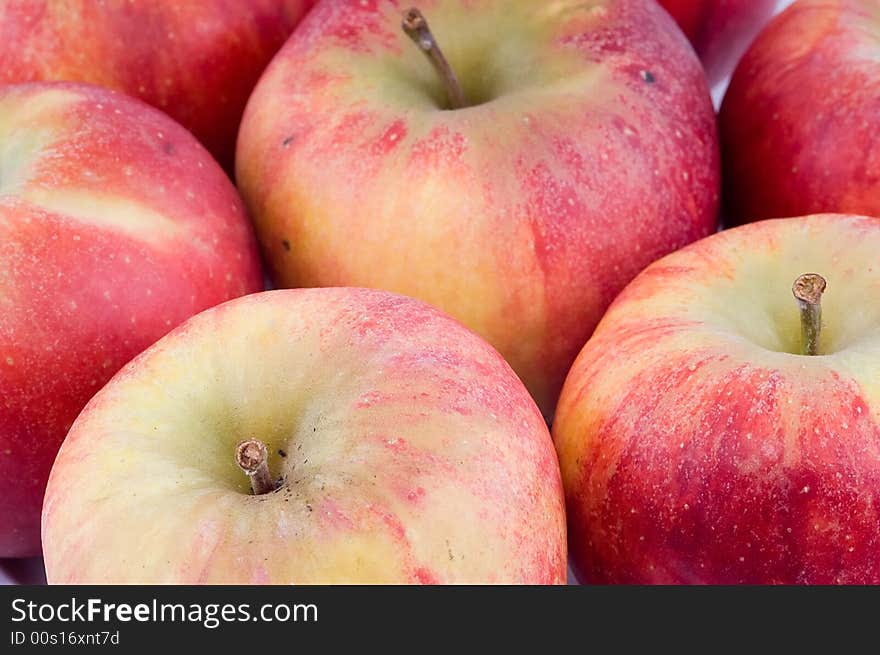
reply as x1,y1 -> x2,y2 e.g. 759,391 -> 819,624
0,0 -> 315,169
236,0 -> 720,417
555,214 -> 880,583
0,82 -> 263,557
42,289 -> 567,584
720,0 -> 880,225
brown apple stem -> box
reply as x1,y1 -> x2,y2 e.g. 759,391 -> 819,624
402,8 -> 466,110
235,439 -> 275,495
792,273 -> 827,356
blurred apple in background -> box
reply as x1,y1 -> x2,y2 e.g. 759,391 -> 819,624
0,82 -> 263,557
555,213 -> 880,584
42,288 -> 567,584
659,0 -> 778,85
720,0 -> 880,225
237,0 -> 719,417
0,0 -> 315,170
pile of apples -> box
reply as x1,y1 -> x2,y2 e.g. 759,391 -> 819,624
1,0 -> 878,585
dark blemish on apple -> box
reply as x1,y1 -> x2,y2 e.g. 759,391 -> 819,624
282,135 -> 294,147
641,70 -> 656,84
306,504 -> 313,512
278,449 -> 287,458
282,239 -> 291,251
163,141 -> 175,155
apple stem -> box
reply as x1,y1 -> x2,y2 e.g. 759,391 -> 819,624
792,273 -> 827,356
402,8 -> 467,110
235,439 -> 276,495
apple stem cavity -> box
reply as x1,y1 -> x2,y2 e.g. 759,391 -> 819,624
235,439 -> 276,495
402,8 -> 467,110
792,273 -> 827,356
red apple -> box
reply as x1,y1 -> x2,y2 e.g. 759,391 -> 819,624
236,0 -> 720,417
720,0 -> 880,225
0,82 -> 263,557
554,213 -> 880,584
42,288 -> 567,584
659,0 -> 778,84
0,0 -> 315,170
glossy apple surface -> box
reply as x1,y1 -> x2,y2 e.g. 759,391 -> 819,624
0,0 -> 314,169
0,82 -> 263,557
237,0 -> 719,417
720,0 -> 880,225
659,0 -> 777,84
554,213 -> 880,584
42,288 -> 567,584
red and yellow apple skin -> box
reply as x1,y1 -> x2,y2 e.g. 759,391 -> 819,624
0,82 -> 264,557
720,0 -> 880,225
237,0 -> 719,417
0,0 -> 315,169
554,214 -> 880,584
659,0 -> 777,84
42,288 -> 567,584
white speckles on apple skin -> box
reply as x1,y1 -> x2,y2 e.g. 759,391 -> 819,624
720,0 -> 880,224
0,82 -> 264,557
42,289 -> 567,584
0,0 -> 315,169
237,0 -> 719,416
555,214 -> 880,584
